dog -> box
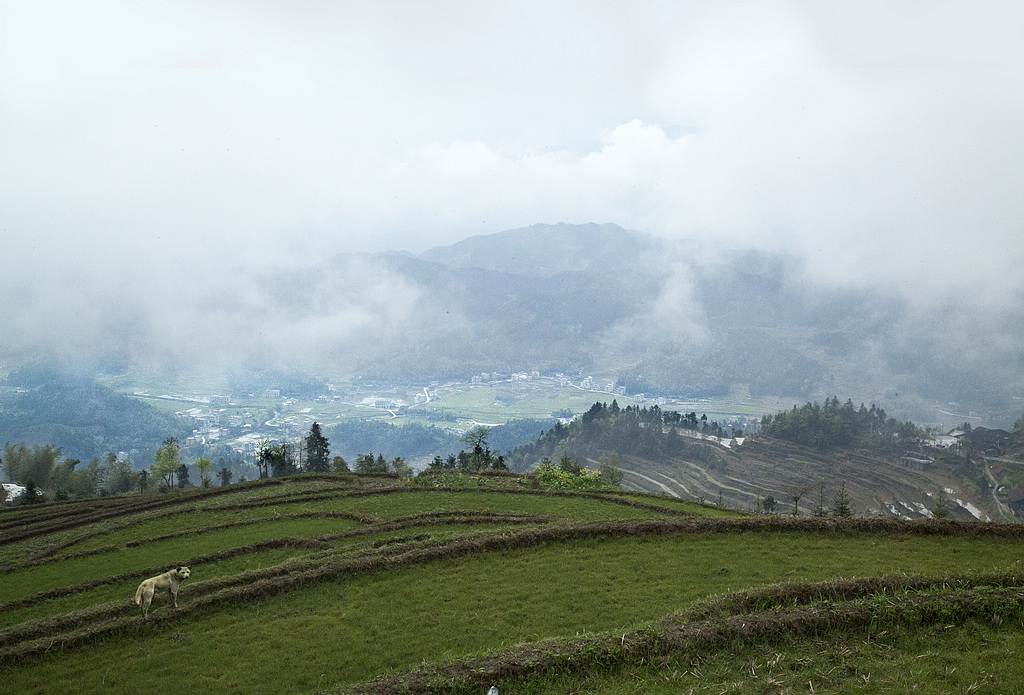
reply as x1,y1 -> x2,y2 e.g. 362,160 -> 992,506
134,566 -> 190,618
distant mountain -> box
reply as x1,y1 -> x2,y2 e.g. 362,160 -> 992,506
5,223 -> 1019,465
418,222 -> 665,276
0,365 -> 191,466
233,223 -> 1024,425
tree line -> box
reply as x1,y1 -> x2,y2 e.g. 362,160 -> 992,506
323,417 -> 551,464
505,401 -> 728,472
760,397 -> 922,451
3,442 -> 144,501
2,417 -> 522,504
421,427 -> 508,473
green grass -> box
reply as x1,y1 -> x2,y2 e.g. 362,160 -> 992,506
4,473 -> 1024,694
74,510 -> 360,551
497,621 -> 1024,694
4,531 -> 1024,693
0,516 -> 362,601
0,546 -> 305,629
329,490 -> 679,521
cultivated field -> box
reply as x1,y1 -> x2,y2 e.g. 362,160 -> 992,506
612,436 -> 995,521
2,473 -> 1024,694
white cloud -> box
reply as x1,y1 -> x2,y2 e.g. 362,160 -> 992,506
1,0 -> 1022,368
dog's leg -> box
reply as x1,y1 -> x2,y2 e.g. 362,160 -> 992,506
141,588 -> 153,619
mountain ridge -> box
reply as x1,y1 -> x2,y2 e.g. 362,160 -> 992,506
418,222 -> 666,276
4,222 -> 1022,428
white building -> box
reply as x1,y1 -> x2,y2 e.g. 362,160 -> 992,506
2,482 -> 27,503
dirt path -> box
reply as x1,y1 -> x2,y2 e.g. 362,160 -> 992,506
673,460 -> 756,499
982,461 -> 1013,521
619,468 -> 681,498
651,470 -> 692,497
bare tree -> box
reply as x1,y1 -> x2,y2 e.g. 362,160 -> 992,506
785,483 -> 811,516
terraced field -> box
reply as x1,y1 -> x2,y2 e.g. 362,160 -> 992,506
2,472 -> 1024,694
614,435 -> 995,521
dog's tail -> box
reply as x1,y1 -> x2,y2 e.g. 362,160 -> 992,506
134,583 -> 144,605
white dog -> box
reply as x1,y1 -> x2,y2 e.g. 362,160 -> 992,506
134,566 -> 190,618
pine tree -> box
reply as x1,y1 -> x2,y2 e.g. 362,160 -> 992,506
305,422 -> 330,473
831,482 -> 853,517
932,487 -> 950,518
217,467 -> 233,486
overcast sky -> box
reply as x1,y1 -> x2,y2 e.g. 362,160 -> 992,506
1,1 -> 1022,365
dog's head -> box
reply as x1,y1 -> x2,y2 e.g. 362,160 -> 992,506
175,566 -> 191,580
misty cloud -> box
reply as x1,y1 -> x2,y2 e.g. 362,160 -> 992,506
1,1 -> 1021,375
598,261 -> 709,360
0,253 -> 461,373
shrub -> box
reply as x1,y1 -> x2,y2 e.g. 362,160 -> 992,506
536,459 -> 608,491
20,480 -> 43,505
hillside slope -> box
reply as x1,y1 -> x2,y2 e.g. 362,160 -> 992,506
0,365 -> 191,465
613,435 -> 992,520
507,402 -> 996,520
4,473 -> 1024,694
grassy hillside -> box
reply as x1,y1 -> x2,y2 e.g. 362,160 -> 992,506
3,473 -> 1024,693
